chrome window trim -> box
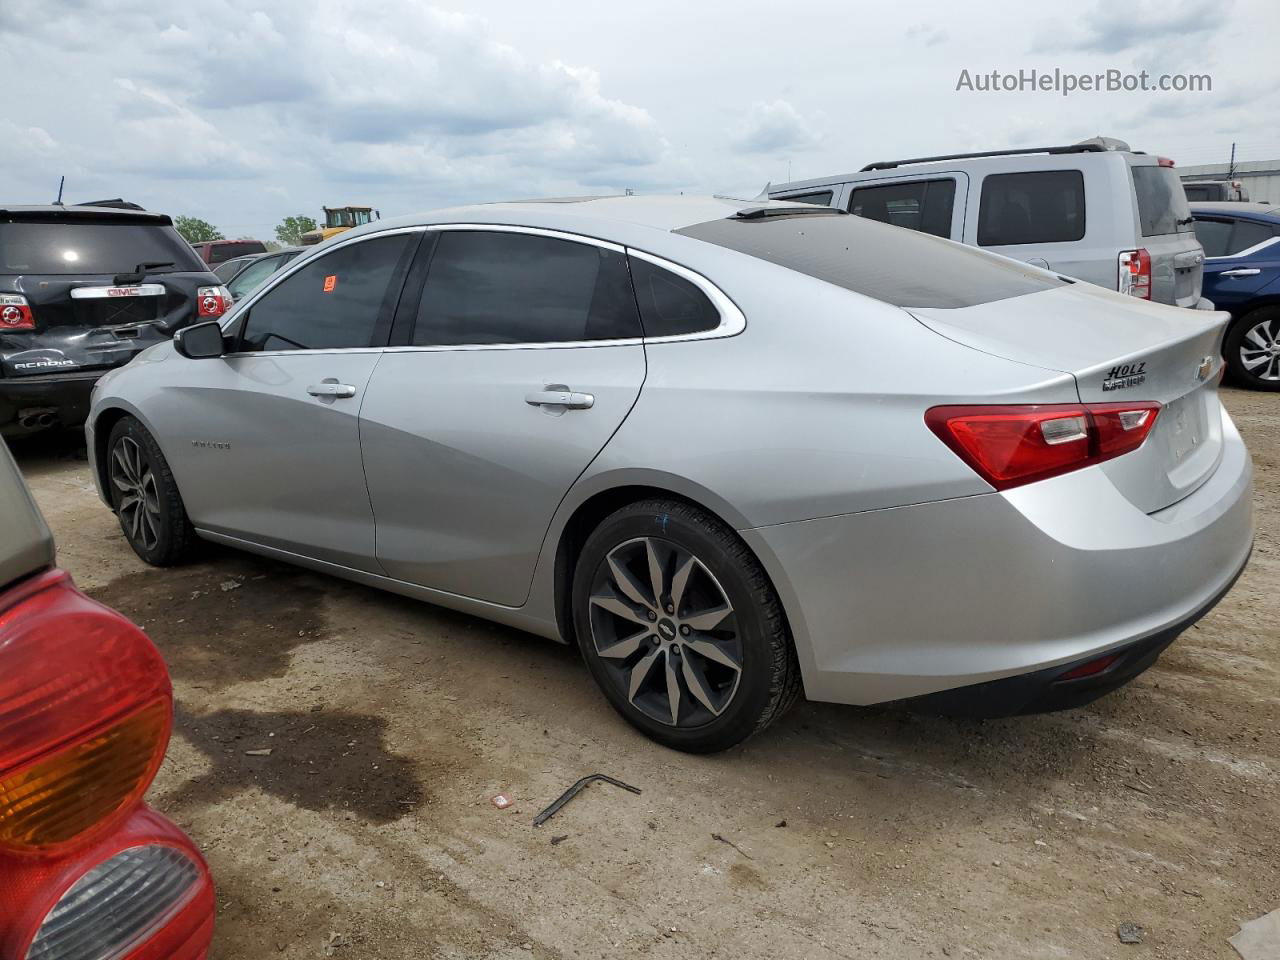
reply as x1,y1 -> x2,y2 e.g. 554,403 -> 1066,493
424,222 -> 625,254
215,222 -> 746,357
1205,234 -> 1280,261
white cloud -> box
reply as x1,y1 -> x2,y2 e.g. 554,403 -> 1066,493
732,100 -> 822,155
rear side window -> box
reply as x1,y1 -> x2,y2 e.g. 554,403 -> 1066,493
413,231 -> 641,346
238,234 -> 411,352
0,220 -> 206,274
628,256 -> 721,337
1193,219 -> 1232,257
778,191 -> 834,206
849,179 -> 956,238
977,171 -> 1085,246
1132,166 -> 1193,237
1183,183 -> 1217,202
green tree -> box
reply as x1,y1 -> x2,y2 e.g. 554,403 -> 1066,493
275,215 -> 318,246
173,215 -> 223,244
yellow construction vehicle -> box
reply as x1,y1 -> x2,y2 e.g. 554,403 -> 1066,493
299,205 -> 380,245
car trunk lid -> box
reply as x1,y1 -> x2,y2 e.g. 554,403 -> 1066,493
910,282 -> 1229,512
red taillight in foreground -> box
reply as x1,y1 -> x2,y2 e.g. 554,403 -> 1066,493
196,285 -> 232,318
1118,248 -> 1152,299
926,402 -> 1161,491
0,569 -> 214,959
0,294 -> 36,331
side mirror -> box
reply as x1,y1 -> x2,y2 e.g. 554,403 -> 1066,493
174,320 -> 226,359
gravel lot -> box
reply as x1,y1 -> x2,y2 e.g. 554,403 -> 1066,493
13,387 -> 1278,960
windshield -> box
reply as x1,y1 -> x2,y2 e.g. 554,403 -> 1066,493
1132,165 -> 1194,237
326,210 -> 355,228
677,212 -> 1065,309
0,220 -> 205,275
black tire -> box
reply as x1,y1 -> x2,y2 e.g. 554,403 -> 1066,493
1223,307 -> 1280,391
106,416 -> 196,566
571,499 -> 801,753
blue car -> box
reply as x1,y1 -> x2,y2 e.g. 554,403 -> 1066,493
1191,201 -> 1280,389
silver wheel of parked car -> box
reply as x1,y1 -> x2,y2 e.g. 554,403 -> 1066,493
111,436 -> 162,552
588,536 -> 743,727
106,416 -> 197,566
572,499 -> 801,753
1225,307 -> 1280,392
1239,317 -> 1280,381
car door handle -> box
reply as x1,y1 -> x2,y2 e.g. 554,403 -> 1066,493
526,389 -> 594,409
1220,268 -> 1261,277
307,382 -> 357,398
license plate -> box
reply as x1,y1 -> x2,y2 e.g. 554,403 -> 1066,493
69,283 -> 166,300
1167,396 -> 1205,461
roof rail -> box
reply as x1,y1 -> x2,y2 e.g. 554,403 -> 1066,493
860,143 -> 1109,172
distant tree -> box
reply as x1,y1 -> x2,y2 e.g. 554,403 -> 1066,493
173,216 -> 223,244
275,215 -> 318,246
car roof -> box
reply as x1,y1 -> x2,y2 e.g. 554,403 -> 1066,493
0,204 -> 172,225
375,194 -> 815,236
1189,201 -> 1280,220
0,440 -> 55,590
769,144 -> 1139,193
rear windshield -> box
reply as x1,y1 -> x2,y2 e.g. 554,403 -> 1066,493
204,240 -> 266,263
0,220 -> 206,275
1182,183 -> 1219,202
1132,165 -> 1193,237
675,213 -> 1065,309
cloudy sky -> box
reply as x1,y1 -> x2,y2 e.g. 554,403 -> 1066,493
4,0 -> 1277,240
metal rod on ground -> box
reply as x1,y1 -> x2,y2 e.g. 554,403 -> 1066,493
532,774 -> 642,827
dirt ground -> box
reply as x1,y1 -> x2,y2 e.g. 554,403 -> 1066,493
13,386 -> 1278,960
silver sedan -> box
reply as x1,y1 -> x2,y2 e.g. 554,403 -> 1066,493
86,196 -> 1254,752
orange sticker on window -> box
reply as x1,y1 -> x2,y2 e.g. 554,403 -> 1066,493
323,275 -> 337,293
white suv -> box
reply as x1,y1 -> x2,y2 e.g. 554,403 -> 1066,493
769,137 -> 1208,308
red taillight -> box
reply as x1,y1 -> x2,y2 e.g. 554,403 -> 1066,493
0,570 -> 172,854
0,294 -> 35,331
926,402 -> 1162,490
196,285 -> 231,318
1118,248 -> 1152,300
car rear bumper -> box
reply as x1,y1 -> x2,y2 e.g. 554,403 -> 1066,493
741,408 -> 1254,707
0,372 -> 103,435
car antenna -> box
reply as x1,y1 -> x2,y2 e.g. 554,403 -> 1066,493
54,175 -> 65,205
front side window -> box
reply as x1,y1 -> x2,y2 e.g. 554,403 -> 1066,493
1229,220 -> 1274,255
978,170 -> 1085,246
1193,218 -> 1232,257
413,231 -> 641,346
237,233 -> 411,352
849,179 -> 956,238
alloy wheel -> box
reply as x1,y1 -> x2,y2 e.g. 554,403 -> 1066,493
110,436 -> 162,552
587,537 -> 743,727
1240,315 -> 1280,381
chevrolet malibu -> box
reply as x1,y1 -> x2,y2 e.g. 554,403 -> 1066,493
86,196 -> 1253,753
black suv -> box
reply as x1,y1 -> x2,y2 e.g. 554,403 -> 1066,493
0,204 -> 231,436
